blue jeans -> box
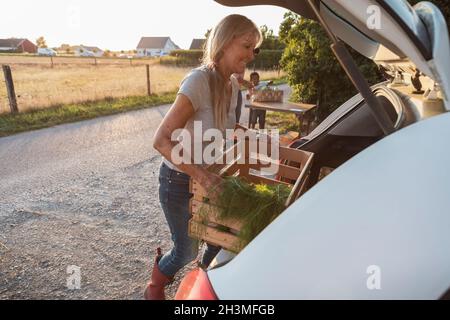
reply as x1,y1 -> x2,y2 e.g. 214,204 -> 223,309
157,162 -> 221,277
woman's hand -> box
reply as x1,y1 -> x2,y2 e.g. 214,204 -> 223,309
233,73 -> 253,90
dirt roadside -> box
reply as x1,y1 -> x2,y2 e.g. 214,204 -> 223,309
0,85 -> 290,299
0,153 -> 197,300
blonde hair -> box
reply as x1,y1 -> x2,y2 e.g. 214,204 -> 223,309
202,14 -> 262,130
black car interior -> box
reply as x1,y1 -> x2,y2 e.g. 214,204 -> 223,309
292,85 -> 406,189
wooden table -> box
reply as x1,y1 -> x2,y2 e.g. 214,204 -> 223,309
244,100 -> 317,134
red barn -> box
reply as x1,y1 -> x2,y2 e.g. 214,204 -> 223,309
0,38 -> 37,53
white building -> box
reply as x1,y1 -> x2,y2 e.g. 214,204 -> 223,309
136,37 -> 179,57
73,45 -> 104,57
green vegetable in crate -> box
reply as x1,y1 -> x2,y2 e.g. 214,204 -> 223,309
197,176 -> 292,249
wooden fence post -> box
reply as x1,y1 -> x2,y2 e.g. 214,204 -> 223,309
2,65 -> 19,114
50,56 -> 54,68
146,64 -> 151,96
94,57 -> 97,66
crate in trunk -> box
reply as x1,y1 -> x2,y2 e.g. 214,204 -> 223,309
188,137 -> 314,253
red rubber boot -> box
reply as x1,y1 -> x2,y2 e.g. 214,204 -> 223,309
143,248 -> 173,300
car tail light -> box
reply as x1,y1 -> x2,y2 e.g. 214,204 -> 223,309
175,268 -> 218,300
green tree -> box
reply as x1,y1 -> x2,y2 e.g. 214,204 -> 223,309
36,36 -> 47,48
205,29 -> 212,39
259,25 -> 285,50
279,12 -> 383,119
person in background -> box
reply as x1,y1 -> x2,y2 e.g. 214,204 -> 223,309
233,72 -> 254,123
236,89 -> 243,123
247,71 -> 267,129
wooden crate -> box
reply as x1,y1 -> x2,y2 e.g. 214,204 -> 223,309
188,137 -> 314,253
253,88 -> 284,102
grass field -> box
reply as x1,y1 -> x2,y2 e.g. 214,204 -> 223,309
0,64 -> 190,113
0,55 -> 287,137
265,111 -> 300,134
0,55 -> 285,114
0,93 -> 177,137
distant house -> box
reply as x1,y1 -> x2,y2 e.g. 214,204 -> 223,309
136,37 -> 180,57
0,38 -> 37,53
73,45 -> 104,57
189,39 -> 206,50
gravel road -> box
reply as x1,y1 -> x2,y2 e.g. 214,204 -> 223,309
0,103 -> 195,300
0,85 -> 290,300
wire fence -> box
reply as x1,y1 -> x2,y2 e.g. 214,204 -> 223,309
0,55 -> 285,114
0,54 -> 160,67
0,61 -> 190,114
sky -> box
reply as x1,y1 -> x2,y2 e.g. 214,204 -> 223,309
0,0 -> 289,51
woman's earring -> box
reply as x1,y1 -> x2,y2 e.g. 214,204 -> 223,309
253,47 -> 260,55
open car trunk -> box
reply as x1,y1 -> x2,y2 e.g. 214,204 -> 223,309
291,83 -> 408,188
215,0 -> 450,103
215,0 -> 450,189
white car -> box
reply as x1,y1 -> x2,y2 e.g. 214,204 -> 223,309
37,48 -> 57,56
176,0 -> 450,300
80,50 -> 95,57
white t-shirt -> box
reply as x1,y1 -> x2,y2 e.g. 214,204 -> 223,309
163,66 -> 240,172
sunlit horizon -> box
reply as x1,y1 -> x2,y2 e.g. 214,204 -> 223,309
0,0 -> 289,51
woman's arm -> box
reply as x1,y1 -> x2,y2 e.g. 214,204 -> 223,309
233,73 -> 254,90
240,79 -> 254,89
153,94 -> 223,191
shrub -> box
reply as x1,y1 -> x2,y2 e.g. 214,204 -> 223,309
279,12 -> 383,120
248,50 -> 283,70
164,49 -> 283,70
167,50 -> 203,66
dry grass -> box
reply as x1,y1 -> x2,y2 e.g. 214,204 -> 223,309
0,56 -> 285,114
0,64 -> 190,113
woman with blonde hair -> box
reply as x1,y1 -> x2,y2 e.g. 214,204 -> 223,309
144,14 -> 262,300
